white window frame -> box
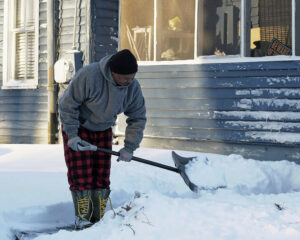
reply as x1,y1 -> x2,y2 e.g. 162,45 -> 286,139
120,0 -> 300,65
2,0 -> 39,89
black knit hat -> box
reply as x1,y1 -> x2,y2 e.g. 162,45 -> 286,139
109,49 -> 138,74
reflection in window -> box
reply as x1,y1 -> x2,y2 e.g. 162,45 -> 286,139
197,0 -> 241,57
250,0 -> 292,57
120,0 -> 154,61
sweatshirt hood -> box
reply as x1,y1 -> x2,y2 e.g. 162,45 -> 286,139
99,55 -> 116,85
99,54 -> 135,88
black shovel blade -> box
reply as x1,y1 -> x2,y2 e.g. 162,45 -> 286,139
172,151 -> 198,192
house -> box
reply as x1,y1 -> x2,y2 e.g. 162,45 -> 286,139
1,0 -> 300,162
0,0 -> 119,144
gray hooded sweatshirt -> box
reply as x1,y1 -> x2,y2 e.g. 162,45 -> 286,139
58,55 -> 146,151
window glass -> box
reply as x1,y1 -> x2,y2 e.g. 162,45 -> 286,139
16,0 -> 34,28
120,0 -> 296,61
156,0 -> 195,60
120,0 -> 154,61
197,0 -> 241,57
15,32 -> 35,80
250,0 -> 292,57
3,0 -> 37,88
15,0 -> 35,80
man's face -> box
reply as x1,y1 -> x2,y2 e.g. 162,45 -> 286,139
111,72 -> 135,86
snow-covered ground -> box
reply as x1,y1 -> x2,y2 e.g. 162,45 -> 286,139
1,144 -> 300,240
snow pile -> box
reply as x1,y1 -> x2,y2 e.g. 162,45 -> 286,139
23,191 -> 300,240
1,145 -> 300,240
185,154 -> 300,194
0,215 -> 11,240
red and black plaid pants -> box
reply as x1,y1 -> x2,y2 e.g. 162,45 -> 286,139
62,126 -> 112,191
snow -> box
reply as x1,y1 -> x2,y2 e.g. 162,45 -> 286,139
236,89 -> 300,98
186,154 -> 300,194
1,144 -> 300,240
236,99 -> 300,110
245,131 -> 300,144
214,110 -> 300,121
226,121 -> 300,131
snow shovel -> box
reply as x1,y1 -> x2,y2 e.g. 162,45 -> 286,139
94,147 -> 198,192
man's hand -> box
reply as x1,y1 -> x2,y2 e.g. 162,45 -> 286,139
67,136 -> 97,152
117,148 -> 133,162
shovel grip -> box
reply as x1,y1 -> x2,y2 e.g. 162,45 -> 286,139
97,147 -> 180,173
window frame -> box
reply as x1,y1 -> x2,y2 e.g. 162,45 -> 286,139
120,0 -> 300,65
2,0 -> 39,89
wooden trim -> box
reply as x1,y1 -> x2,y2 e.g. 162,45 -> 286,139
117,0 -> 121,50
292,0 -> 295,56
241,0 -> 251,57
2,0 -> 39,89
153,0 -> 157,61
194,0 -> 198,59
3,0 -> 9,88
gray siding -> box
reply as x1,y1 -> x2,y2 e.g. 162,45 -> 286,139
90,0 -> 119,62
0,0 -> 49,144
56,0 -> 88,61
117,61 -> 300,162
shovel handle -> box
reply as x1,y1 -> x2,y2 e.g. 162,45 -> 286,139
97,147 -> 180,173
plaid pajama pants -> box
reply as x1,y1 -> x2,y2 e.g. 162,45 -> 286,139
62,126 -> 112,191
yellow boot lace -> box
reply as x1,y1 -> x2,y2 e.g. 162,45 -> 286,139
99,197 -> 108,220
77,196 -> 93,221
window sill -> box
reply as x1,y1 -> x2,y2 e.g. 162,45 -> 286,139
138,55 -> 300,66
2,84 -> 38,90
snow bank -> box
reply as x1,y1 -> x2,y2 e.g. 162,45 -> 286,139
185,154 -> 300,194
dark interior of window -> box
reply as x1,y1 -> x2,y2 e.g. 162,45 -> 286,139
197,0 -> 241,57
251,0 -> 292,57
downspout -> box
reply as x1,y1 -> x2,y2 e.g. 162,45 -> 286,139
47,0 -> 57,144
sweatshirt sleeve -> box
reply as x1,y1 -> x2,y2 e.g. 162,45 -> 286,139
58,69 -> 89,139
123,82 -> 147,151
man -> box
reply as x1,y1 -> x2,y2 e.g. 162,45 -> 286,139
58,49 -> 146,229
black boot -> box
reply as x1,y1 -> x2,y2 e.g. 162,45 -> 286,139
91,188 -> 111,223
71,190 -> 94,229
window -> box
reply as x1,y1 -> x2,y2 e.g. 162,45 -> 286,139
120,0 -> 299,62
156,0 -> 195,60
197,0 -> 241,56
3,0 -> 39,89
120,0 -> 154,61
250,0 -> 292,57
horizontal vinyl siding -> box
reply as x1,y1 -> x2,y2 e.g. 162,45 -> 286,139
91,0 -> 119,62
56,0 -> 87,59
117,60 -> 300,162
0,0 -> 49,144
